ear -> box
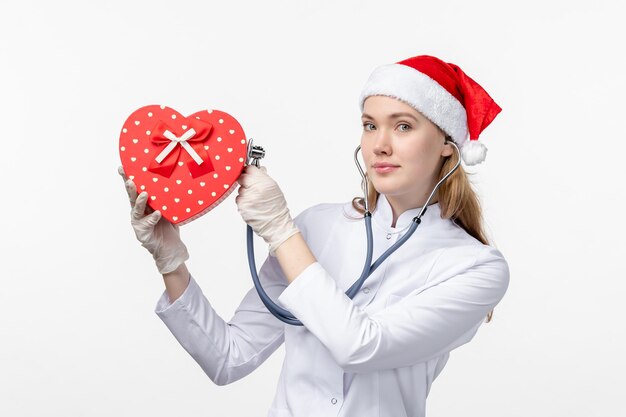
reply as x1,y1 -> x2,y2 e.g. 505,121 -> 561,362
441,140 -> 454,157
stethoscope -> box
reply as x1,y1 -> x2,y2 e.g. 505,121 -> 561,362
244,138 -> 462,326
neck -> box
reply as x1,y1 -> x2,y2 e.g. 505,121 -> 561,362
387,194 -> 437,228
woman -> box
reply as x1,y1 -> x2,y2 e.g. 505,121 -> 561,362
119,54 -> 510,417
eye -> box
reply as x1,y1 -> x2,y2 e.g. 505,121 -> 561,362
398,123 -> 411,132
362,122 -> 376,131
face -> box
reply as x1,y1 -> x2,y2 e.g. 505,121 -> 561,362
360,95 -> 453,209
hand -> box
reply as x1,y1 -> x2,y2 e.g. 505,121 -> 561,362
118,166 -> 189,274
235,165 -> 300,256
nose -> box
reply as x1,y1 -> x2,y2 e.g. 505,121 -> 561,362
373,127 -> 392,156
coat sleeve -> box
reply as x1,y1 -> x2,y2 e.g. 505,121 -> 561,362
276,245 -> 510,373
154,253 -> 288,385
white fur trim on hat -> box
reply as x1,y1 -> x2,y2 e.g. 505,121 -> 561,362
460,139 -> 487,165
359,63 -> 468,146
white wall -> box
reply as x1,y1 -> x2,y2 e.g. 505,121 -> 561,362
1,0 -> 624,415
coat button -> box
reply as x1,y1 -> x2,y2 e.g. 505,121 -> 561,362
386,233 -> 392,240
362,287 -> 370,294
331,398 -> 337,405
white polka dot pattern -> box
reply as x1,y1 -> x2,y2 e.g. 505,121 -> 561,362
119,105 -> 248,225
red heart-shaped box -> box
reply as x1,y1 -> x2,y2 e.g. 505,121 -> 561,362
119,105 -> 248,225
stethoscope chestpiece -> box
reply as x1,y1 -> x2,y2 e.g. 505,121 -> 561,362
246,138 -> 266,168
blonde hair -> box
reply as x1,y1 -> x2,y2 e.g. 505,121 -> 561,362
351,134 -> 496,323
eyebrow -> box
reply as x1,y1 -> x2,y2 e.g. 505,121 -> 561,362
361,112 -> 419,122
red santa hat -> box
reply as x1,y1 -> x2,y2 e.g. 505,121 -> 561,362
358,55 -> 502,165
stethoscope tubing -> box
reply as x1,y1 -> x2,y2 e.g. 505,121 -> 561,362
246,140 -> 461,326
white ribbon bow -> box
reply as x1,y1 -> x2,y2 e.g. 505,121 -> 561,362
154,128 -> 204,165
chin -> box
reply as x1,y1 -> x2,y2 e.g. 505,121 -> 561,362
373,186 -> 405,198
371,178 -> 404,195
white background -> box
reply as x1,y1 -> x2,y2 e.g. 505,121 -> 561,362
1,0 -> 624,415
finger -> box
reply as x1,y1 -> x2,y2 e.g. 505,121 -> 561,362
143,210 -> 161,227
246,165 -> 261,174
135,190 -> 155,215
144,200 -> 155,214
249,165 -> 266,174
246,165 -> 267,181
132,192 -> 148,219
125,179 -> 138,205
237,173 -> 250,188
235,188 -> 246,201
118,165 -> 127,181
240,169 -> 263,186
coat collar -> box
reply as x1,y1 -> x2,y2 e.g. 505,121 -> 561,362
372,194 -> 444,232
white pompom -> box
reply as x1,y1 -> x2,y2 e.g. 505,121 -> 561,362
461,140 -> 487,166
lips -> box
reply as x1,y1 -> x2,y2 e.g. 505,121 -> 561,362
372,162 -> 400,174
373,162 -> 399,168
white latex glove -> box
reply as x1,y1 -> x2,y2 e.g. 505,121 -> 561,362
235,165 -> 300,256
118,166 -> 189,274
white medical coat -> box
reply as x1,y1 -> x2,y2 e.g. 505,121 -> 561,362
155,194 -> 510,417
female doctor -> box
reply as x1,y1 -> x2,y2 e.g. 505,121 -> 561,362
119,54 -> 510,417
